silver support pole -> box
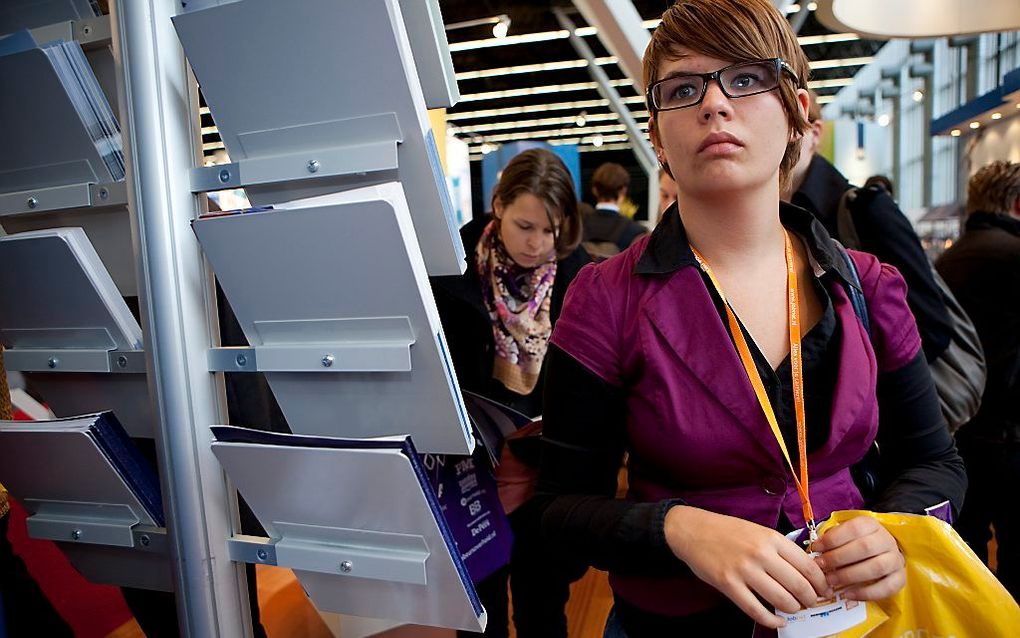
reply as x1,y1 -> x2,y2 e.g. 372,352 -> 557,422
553,9 -> 659,219
110,0 -> 250,635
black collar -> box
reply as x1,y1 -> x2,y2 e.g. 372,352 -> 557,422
966,211 -> 1020,237
634,200 -> 859,289
791,155 -> 851,225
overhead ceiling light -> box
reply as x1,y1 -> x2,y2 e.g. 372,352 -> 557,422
451,111 -> 648,134
454,57 -> 616,81
969,121 -> 980,129
807,2 -> 818,10
447,97 -> 645,121
991,112 -> 1002,120
575,111 -> 588,127
480,142 -> 495,154
809,56 -> 873,70
466,123 -> 628,144
591,134 -> 605,147
807,78 -> 854,89
448,23 -> 856,52
786,3 -> 802,12
877,113 -> 891,127
950,129 -> 961,137
492,14 -> 510,38
459,79 -> 633,103
912,89 -> 924,102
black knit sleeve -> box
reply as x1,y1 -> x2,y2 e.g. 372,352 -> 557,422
513,345 -> 689,576
870,350 -> 968,518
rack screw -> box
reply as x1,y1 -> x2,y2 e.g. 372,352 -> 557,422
339,560 -> 353,573
218,169 -> 231,183
256,549 -> 268,562
117,355 -> 129,368
307,160 -> 320,173
236,354 -> 248,367
71,529 -> 82,540
140,534 -> 151,547
47,357 -> 59,369
27,197 -> 38,209
321,354 -> 335,368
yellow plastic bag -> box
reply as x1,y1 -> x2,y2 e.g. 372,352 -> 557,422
822,510 -> 1020,637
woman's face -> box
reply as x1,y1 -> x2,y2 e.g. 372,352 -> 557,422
494,192 -> 559,268
649,48 -> 802,200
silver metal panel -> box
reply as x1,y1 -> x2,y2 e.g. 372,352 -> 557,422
171,0 -> 466,276
212,441 -> 485,632
60,542 -> 174,591
192,183 -> 473,455
0,429 -> 158,528
0,206 -> 138,297
5,348 -> 113,372
208,347 -> 257,372
397,0 -> 460,109
0,48 -> 114,192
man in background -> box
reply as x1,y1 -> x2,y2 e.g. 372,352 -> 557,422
937,161 -> 1020,600
582,162 -> 647,260
782,91 -> 952,362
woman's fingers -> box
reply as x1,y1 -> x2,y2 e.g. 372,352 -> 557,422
843,568 -> 907,601
824,550 -> 905,589
812,515 -> 883,553
777,540 -> 833,599
725,582 -> 787,629
746,569 -> 804,614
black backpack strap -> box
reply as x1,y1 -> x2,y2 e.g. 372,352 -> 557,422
832,239 -> 872,341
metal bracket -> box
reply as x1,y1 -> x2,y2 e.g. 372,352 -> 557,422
28,15 -> 113,50
227,522 -> 430,585
189,139 -> 399,193
208,317 -> 415,373
3,349 -> 145,373
22,500 -> 161,549
0,182 -> 128,218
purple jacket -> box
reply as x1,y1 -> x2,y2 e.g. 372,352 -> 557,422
549,219 -> 921,615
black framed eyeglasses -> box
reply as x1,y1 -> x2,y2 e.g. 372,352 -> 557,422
646,58 -> 801,113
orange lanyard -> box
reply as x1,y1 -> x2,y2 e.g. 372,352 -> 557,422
690,231 -> 817,540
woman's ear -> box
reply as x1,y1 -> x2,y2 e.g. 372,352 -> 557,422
492,197 -> 503,219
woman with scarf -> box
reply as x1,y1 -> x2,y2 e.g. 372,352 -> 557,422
431,147 -> 589,638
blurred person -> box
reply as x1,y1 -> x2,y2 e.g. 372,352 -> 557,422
657,170 -> 678,222
521,1 -> 966,635
937,160 -> 1020,599
863,174 -> 894,199
431,148 -> 590,638
783,91 -> 952,364
582,162 -> 648,260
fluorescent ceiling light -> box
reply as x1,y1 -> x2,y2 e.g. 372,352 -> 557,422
452,111 -> 649,134
460,79 -> 633,103
447,97 -> 646,121
816,95 -> 835,104
448,20 -> 857,52
469,123 -> 629,144
809,56 -> 873,70
807,77 -> 854,89
456,57 -> 617,80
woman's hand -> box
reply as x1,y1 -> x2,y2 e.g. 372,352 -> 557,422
664,505 -> 832,629
811,515 -> 906,601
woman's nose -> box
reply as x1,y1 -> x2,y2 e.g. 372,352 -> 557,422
698,80 -> 733,122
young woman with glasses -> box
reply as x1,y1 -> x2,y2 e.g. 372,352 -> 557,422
521,1 -> 966,635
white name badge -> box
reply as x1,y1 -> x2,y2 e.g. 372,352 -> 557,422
776,591 -> 867,638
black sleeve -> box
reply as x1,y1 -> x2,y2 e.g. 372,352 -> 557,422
870,350 -> 967,518
852,188 -> 952,361
513,345 -> 689,576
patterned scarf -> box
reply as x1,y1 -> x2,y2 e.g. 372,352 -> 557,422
476,221 -> 557,395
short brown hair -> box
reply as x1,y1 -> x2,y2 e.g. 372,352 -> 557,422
643,0 -> 810,191
491,148 -> 582,258
592,162 -> 631,201
967,161 -> 1020,215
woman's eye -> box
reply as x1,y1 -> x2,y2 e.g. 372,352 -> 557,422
671,82 -> 698,99
730,73 -> 760,90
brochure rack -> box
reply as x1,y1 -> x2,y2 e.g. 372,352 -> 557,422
0,0 -> 475,633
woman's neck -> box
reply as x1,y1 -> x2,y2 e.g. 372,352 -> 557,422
677,187 -> 786,272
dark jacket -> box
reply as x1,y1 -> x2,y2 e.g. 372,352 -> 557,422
583,206 -> 647,252
792,155 -> 953,361
430,215 -> 591,417
937,212 -> 1020,440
